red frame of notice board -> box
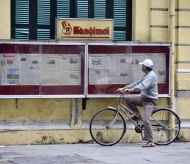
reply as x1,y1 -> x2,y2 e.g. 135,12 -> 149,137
0,43 -> 85,96
88,44 -> 170,96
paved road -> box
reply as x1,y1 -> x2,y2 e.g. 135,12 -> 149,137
0,142 -> 190,164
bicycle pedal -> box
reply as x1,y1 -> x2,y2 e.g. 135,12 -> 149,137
135,125 -> 143,133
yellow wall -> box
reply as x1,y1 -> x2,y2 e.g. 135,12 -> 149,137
0,99 -> 70,121
132,0 -> 150,41
175,0 -> 190,128
0,0 -> 10,39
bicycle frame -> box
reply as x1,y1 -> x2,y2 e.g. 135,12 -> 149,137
107,92 -> 173,133
107,92 -> 143,132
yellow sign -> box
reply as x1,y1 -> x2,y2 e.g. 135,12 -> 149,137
56,18 -> 113,40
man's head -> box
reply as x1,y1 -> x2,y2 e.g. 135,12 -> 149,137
139,59 -> 153,72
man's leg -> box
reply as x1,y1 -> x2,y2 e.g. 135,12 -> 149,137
142,101 -> 155,142
126,96 -> 142,116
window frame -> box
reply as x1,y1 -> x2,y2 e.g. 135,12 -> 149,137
11,0 -> 132,41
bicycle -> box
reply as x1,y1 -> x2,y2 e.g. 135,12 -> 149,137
89,92 -> 181,146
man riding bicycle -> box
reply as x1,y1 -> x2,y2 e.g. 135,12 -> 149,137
117,59 -> 158,147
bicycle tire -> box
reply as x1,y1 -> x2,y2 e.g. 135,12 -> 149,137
89,108 -> 126,146
150,108 -> 181,145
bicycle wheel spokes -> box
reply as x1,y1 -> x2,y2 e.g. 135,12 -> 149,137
89,108 -> 126,146
151,108 -> 180,145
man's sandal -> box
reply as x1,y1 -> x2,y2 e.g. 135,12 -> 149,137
142,141 -> 155,147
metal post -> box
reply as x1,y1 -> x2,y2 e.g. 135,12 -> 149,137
169,0 -> 176,139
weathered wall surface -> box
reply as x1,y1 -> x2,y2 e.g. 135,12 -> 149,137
0,99 -> 70,120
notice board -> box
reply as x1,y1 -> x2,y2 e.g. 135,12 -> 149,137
88,44 -> 170,97
0,43 -> 85,96
0,41 -> 170,98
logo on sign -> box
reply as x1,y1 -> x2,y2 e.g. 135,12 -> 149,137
61,21 -> 72,35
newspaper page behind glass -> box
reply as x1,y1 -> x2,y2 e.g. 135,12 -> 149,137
89,54 -> 130,85
0,54 -> 20,85
129,53 -> 166,83
128,53 -> 146,82
20,54 -> 41,85
0,53 -> 82,86
151,54 -> 166,83
61,54 -> 81,85
41,54 -> 62,85
89,53 -> 166,85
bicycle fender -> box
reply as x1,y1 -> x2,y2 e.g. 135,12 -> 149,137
154,107 -> 181,124
155,107 -> 179,116
107,106 -> 117,110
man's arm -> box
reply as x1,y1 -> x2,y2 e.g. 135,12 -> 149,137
126,78 -> 142,89
130,76 -> 153,91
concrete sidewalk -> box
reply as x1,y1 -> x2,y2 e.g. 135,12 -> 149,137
0,142 -> 190,164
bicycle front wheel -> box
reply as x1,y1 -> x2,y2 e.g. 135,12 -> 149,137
89,108 -> 126,146
150,108 -> 181,145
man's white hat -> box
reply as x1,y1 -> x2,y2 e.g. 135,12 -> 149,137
139,59 -> 153,68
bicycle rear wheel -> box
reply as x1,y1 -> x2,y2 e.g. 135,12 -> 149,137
150,108 -> 181,145
89,108 -> 126,146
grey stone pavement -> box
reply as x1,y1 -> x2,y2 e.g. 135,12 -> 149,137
0,142 -> 190,164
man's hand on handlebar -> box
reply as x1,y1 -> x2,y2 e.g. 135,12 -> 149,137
116,88 -> 124,93
117,88 -> 132,93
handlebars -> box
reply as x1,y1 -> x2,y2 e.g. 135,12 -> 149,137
117,91 -> 125,102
